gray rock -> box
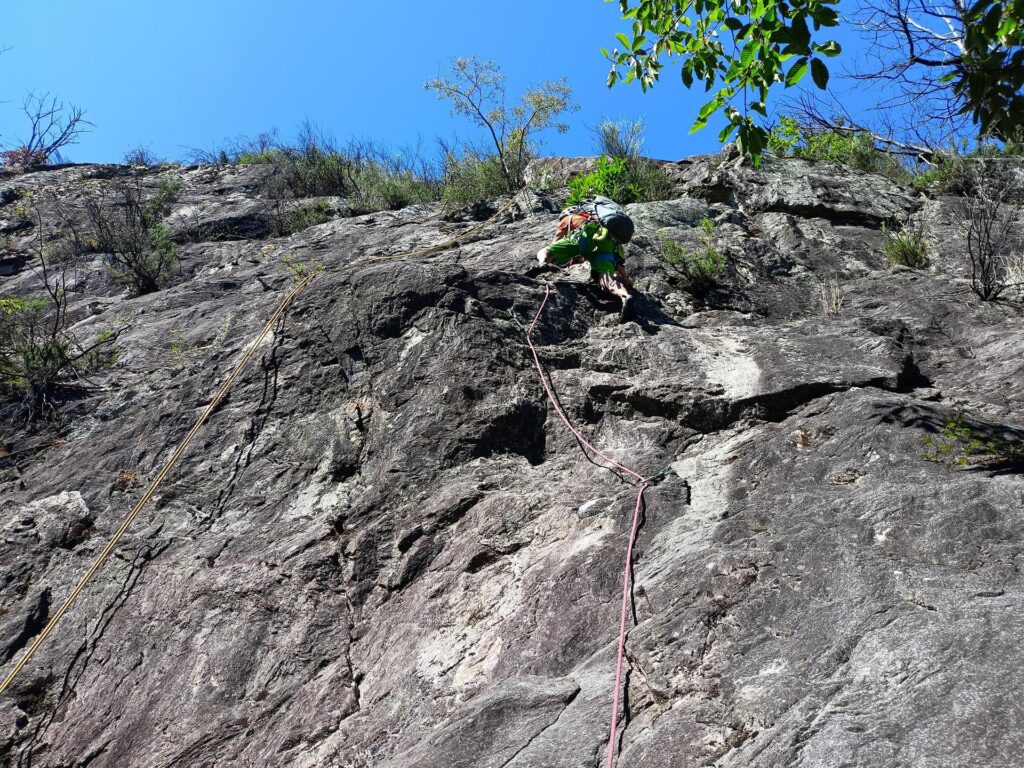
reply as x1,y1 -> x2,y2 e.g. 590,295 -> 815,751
0,157 -> 1021,767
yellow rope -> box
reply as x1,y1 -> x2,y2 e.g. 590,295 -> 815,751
0,189 -> 525,698
0,273 -> 313,697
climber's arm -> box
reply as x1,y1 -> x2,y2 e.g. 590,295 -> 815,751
540,236 -> 585,267
615,258 -> 634,288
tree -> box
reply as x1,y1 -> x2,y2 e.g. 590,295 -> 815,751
606,0 -> 1024,163
85,177 -> 183,295
791,0 -> 1024,153
1,194 -> 117,424
605,0 -> 842,163
956,161 -> 1024,300
425,57 -> 577,189
1,92 -> 93,169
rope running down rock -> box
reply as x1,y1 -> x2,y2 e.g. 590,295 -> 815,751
0,192 -> 525,699
522,282 -> 651,768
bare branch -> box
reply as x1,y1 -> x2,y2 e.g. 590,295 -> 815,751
6,92 -> 94,165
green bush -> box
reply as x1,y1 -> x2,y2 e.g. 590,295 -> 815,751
769,117 -> 911,183
260,130 -> 443,213
280,200 -> 334,234
912,141 -> 1024,195
911,151 -> 970,194
86,177 -> 183,294
439,150 -> 511,208
237,148 -> 289,166
595,117 -> 645,160
662,218 -> 727,297
567,154 -> 674,205
922,413 -> 1024,467
766,116 -> 802,158
883,224 -> 929,268
0,297 -> 117,423
0,297 -> 72,412
567,155 -> 632,204
353,165 -> 439,213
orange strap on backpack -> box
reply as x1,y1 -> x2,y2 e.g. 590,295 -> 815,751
555,212 -> 593,240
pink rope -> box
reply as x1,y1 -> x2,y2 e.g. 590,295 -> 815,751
524,283 -> 648,768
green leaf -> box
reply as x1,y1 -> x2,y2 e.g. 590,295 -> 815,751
633,34 -> 648,50
718,122 -> 738,142
600,47 -> 611,58
739,39 -> 759,67
690,117 -> 708,133
814,39 -> 842,57
681,66 -> 694,88
616,32 -> 631,49
790,13 -> 811,46
811,57 -> 829,89
723,16 -> 743,31
785,57 -> 808,85
698,97 -> 721,119
982,4 -> 1001,36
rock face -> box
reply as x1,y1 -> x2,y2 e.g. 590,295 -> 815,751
0,155 -> 1022,768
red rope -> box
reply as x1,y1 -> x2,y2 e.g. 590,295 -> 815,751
524,283 -> 648,768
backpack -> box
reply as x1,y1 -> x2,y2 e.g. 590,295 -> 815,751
557,195 -> 635,245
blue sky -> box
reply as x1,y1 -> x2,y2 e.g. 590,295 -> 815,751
0,1 -> 870,164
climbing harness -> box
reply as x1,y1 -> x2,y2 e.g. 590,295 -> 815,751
520,282 -> 671,768
0,191 -> 526,699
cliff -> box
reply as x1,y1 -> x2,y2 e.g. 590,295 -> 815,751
0,154 -> 1022,767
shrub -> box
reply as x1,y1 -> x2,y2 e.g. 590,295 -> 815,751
280,148 -> 350,198
197,125 -> 453,213
86,177 -> 183,294
280,200 -> 334,234
439,148 -> 511,209
955,164 -> 1024,300
189,131 -> 280,166
662,218 -> 727,296
768,117 -> 911,183
573,119 -> 676,204
883,224 -> 929,268
1,147 -> 49,171
0,298 -> 120,423
911,150 -> 971,194
1,195 -> 117,423
123,146 -> 163,167
567,154 -> 674,205
0,297 -> 72,412
595,117 -> 646,160
351,158 -> 439,213
567,155 -> 632,204
922,413 -> 1024,467
913,140 -> 1024,197
767,116 -> 802,158
270,127 -> 442,212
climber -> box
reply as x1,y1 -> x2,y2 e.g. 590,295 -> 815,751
536,196 -> 636,322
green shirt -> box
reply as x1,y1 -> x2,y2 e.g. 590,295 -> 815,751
546,221 -> 623,276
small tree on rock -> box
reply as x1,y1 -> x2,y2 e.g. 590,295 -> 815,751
425,57 -> 577,191
1,92 -> 92,169
957,161 -> 1024,301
